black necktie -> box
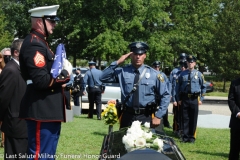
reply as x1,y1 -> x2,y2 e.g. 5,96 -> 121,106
188,71 -> 191,93
133,70 -> 140,110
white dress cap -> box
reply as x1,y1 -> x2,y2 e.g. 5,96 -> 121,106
28,5 -> 59,17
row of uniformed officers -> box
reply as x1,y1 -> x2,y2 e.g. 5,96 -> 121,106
0,4 -> 206,160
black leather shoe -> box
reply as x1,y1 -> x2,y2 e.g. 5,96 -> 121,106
189,139 -> 195,143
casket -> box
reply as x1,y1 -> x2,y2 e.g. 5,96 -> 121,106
99,128 -> 186,160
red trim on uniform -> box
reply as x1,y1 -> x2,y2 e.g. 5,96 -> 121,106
35,121 -> 41,160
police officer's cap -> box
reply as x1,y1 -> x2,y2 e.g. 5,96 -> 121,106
152,61 -> 161,66
88,61 -> 96,66
179,59 -> 187,68
128,42 -> 149,54
178,53 -> 187,60
186,55 -> 197,63
28,5 -> 60,22
76,68 -> 81,71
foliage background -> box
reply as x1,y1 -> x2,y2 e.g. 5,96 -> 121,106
1,0 -> 240,89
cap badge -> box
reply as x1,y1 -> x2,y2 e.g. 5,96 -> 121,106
189,55 -> 192,58
145,73 -> 150,79
136,43 -> 142,48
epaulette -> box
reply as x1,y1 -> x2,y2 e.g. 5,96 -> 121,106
144,65 -> 151,68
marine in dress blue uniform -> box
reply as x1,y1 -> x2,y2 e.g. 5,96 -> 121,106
100,42 -> 170,129
176,55 -> 206,143
152,61 -> 172,129
19,5 -> 70,159
169,53 -> 188,135
83,61 -> 105,120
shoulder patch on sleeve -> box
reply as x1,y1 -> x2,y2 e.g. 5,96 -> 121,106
34,51 -> 45,67
157,74 -> 164,82
201,74 -> 206,83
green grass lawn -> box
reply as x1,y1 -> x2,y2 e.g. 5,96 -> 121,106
0,114 -> 230,160
205,91 -> 228,97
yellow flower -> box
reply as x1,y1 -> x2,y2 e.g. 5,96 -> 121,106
101,100 -> 119,125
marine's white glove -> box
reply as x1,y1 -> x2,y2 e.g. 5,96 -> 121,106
63,58 -> 72,75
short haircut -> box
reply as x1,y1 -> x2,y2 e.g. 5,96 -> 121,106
10,39 -> 24,56
1,48 -> 11,55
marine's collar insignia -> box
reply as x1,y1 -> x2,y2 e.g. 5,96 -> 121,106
157,74 -> 164,82
136,42 -> 142,48
145,73 -> 150,79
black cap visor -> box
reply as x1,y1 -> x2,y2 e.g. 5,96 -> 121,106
44,16 -> 60,22
131,48 -> 146,54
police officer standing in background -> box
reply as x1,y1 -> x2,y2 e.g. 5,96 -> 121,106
169,53 -> 188,135
176,55 -> 206,143
83,61 -> 105,120
19,5 -> 70,158
100,42 -> 170,129
72,68 -> 85,106
152,61 -> 172,129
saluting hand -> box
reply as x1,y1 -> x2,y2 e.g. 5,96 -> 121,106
117,52 -> 132,65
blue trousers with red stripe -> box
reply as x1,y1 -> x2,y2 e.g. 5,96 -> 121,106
26,120 -> 61,160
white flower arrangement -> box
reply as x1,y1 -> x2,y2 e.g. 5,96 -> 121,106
122,121 -> 164,153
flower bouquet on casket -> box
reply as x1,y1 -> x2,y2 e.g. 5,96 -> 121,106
101,100 -> 118,133
122,121 -> 164,153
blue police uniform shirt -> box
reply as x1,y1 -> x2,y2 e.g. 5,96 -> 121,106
84,68 -> 103,88
176,69 -> 206,102
100,61 -> 170,118
169,67 -> 182,102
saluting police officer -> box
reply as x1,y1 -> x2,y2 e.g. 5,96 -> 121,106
152,61 -> 172,129
170,53 -> 188,136
19,5 -> 70,158
100,42 -> 170,129
176,55 -> 206,143
83,61 -> 105,120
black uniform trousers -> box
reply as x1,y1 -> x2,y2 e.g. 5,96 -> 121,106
163,109 -> 170,127
229,128 -> 240,160
173,103 -> 183,133
73,94 -> 80,106
63,89 -> 71,109
88,87 -> 102,118
4,135 -> 28,160
120,109 -> 164,133
181,96 -> 198,142
120,111 -> 152,128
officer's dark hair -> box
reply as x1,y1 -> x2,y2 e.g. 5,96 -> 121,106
11,39 -> 24,56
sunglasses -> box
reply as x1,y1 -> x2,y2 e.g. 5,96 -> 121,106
154,65 -> 160,68
46,19 -> 57,24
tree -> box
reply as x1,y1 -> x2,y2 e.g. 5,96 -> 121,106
167,0 -> 219,72
209,1 -> 240,91
0,3 -> 13,50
